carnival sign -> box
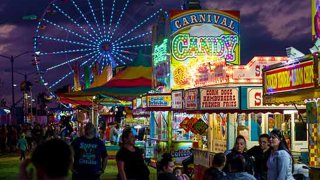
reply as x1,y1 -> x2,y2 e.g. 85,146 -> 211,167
172,90 -> 183,109
200,87 -> 239,109
170,10 -> 240,90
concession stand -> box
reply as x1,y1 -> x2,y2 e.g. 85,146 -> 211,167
263,54 -> 320,178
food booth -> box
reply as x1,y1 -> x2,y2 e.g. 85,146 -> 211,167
263,54 -> 320,178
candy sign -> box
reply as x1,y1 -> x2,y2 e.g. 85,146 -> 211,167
200,87 -> 239,109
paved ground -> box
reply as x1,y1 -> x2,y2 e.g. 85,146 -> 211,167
0,153 -> 157,180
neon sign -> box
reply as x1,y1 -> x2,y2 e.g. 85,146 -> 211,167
264,60 -> 314,94
172,34 -> 238,62
153,39 -> 168,66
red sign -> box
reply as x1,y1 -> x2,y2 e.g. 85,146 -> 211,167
264,60 -> 314,94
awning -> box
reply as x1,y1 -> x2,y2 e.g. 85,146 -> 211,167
263,88 -> 320,105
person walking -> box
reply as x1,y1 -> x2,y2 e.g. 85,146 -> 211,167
267,129 -> 294,180
17,133 -> 28,160
116,127 -> 150,180
247,134 -> 271,180
71,123 -> 108,180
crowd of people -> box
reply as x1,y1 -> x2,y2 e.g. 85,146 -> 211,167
11,120 -> 297,180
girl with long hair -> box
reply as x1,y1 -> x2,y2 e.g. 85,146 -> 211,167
267,129 -> 294,180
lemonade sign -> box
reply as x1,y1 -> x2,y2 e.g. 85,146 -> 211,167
170,10 -> 240,89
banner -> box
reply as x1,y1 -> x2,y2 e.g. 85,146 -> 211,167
200,87 -> 239,109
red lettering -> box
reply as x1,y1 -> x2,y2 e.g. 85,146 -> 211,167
254,92 -> 262,106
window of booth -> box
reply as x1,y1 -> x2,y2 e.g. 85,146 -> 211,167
172,113 -> 194,141
150,111 -> 168,140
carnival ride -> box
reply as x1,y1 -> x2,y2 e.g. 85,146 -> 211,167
33,0 -> 162,97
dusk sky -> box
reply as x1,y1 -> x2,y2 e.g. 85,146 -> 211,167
0,0 -> 313,107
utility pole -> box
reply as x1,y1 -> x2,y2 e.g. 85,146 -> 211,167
0,51 -> 33,123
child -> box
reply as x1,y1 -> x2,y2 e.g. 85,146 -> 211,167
174,167 -> 189,180
17,133 -> 28,160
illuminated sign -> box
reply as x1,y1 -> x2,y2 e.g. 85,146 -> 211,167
184,89 -> 199,109
172,34 -> 238,62
147,94 -> 171,108
170,10 -> 240,90
264,60 -> 314,94
172,90 -> 183,109
200,87 -> 239,109
153,39 -> 168,66
247,87 -> 303,109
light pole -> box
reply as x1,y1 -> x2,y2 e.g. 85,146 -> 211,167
0,51 -> 34,122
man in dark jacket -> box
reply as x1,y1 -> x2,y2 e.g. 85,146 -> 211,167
247,133 -> 271,180
203,153 -> 227,180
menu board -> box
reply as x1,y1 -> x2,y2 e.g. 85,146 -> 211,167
172,90 -> 183,109
184,88 -> 199,110
200,87 -> 239,109
147,94 -> 171,108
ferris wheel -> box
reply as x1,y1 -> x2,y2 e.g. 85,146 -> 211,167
33,0 -> 162,96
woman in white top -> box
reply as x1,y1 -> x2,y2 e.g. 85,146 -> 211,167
267,129 -> 294,180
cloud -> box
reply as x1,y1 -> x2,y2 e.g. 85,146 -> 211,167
202,0 -> 311,40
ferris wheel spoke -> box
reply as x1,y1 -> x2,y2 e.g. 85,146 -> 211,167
43,18 -> 93,43
40,48 -> 96,56
49,71 -> 73,89
37,35 -> 96,48
106,0 -> 117,41
114,9 -> 162,43
100,0 -> 107,38
109,0 -> 130,41
50,53 -> 100,89
118,43 -> 151,49
87,0 -> 103,37
111,53 -> 126,65
51,3 -> 97,42
113,50 -> 133,62
115,31 -> 152,46
71,0 -> 100,40
46,51 -> 97,71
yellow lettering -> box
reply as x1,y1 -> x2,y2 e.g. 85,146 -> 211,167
291,68 -> 303,86
277,71 -> 290,88
266,74 -> 277,90
304,65 -> 314,84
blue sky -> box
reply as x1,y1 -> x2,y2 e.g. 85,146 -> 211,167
0,0 -> 313,106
